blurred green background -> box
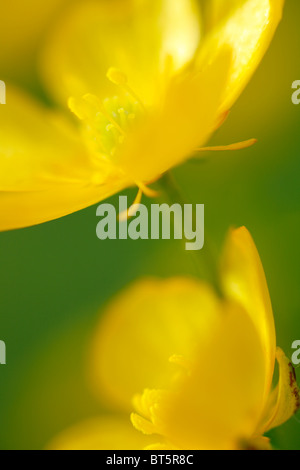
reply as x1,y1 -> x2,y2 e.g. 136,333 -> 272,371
0,0 -> 300,450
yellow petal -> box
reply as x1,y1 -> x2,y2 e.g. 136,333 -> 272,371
0,87 -> 90,191
47,416 -> 152,450
220,227 -> 276,402
197,0 -> 284,111
89,277 -> 220,411
0,181 -> 127,232
201,0 -> 249,32
260,348 -> 300,433
157,301 -> 266,450
0,87 -> 130,230
41,0 -> 201,108
117,48 -> 232,182
0,0 -> 70,78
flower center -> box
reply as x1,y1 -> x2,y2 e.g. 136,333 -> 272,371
130,354 -> 191,449
68,68 -> 146,162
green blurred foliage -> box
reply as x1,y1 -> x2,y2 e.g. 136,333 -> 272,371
0,0 -> 300,450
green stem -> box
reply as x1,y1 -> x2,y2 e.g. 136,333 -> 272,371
158,171 -> 222,296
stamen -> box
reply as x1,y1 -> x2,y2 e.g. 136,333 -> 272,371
68,97 -> 87,120
137,181 -> 159,198
106,124 -> 115,133
132,389 -> 160,420
117,108 -> 128,129
68,96 -> 102,136
69,77 -> 146,167
131,389 -> 168,437
118,183 -> 159,222
107,67 -> 147,113
106,67 -> 128,87
131,413 -> 157,436
83,93 -> 126,137
195,138 -> 257,153
118,188 -> 143,222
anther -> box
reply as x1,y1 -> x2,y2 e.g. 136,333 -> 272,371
106,67 -> 147,113
68,97 -> 86,120
107,67 -> 128,86
106,124 -> 114,132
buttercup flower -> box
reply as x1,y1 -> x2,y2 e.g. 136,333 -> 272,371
48,227 -> 299,450
0,0 -> 284,230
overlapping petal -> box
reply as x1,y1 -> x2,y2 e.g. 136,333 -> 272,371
41,0 -> 201,107
201,0 -> 248,32
0,0 -> 71,76
221,227 -> 276,401
89,277 -> 220,411
118,49 -> 231,182
137,301 -> 266,450
0,87 -> 130,230
197,0 -> 285,111
47,417 -> 152,450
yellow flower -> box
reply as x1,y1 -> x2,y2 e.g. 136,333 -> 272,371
0,0 -> 284,231
48,227 -> 299,450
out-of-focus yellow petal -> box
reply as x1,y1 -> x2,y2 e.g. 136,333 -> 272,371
157,301 -> 266,450
90,278 -> 220,411
197,0 -> 284,111
220,227 -> 276,402
0,0 -> 71,79
118,49 -> 231,183
41,0 -> 201,107
47,417 -> 152,450
0,87 -> 130,230
0,180 -> 128,231
260,348 -> 300,434
0,87 -> 90,191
